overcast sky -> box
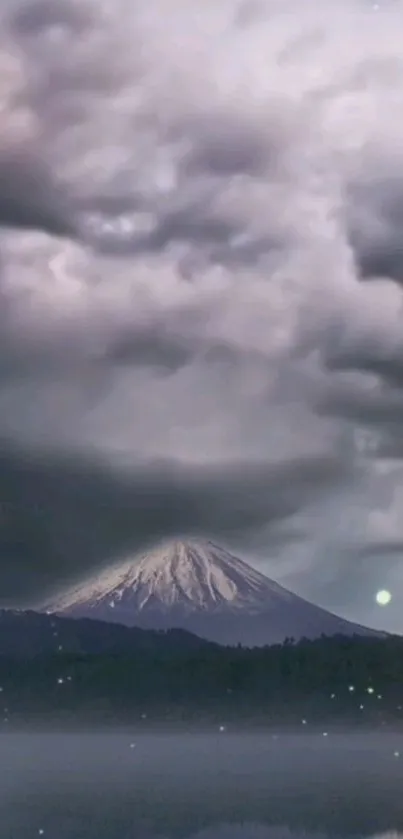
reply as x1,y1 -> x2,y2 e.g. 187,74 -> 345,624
0,0 -> 402,631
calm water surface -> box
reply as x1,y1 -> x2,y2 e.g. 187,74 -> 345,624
1,731 -> 403,838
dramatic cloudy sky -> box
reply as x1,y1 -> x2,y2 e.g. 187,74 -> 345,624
0,0 -> 402,630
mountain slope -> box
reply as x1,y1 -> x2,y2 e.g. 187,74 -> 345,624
42,539 -> 384,647
0,609 -> 212,658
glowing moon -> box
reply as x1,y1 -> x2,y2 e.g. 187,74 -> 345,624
375,589 -> 391,606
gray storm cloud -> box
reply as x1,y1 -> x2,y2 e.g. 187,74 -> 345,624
0,0 -> 402,627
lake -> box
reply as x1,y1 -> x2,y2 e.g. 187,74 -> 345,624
1,731 -> 403,838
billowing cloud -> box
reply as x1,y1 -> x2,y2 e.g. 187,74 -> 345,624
0,0 -> 402,626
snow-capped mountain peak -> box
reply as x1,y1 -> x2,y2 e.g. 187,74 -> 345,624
119,539 -> 294,610
42,539 -> 383,647
43,539 -> 292,616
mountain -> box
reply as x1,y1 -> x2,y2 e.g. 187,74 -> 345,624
41,540 -> 383,647
0,609 -> 213,658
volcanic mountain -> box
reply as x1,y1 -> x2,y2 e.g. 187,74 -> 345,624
42,540 -> 382,647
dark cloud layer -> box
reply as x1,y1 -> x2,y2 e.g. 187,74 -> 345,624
0,153 -> 76,237
0,440 -> 345,604
0,0 -> 402,626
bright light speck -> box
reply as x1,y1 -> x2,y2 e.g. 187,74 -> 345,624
376,590 -> 391,606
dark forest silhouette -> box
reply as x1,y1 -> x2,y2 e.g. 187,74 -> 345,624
1,619 -> 402,727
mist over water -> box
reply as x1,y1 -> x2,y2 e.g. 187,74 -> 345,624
2,732 -> 403,838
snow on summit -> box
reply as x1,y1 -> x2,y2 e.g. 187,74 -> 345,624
42,539 -> 383,646
43,540 -> 293,615
126,540 -> 297,610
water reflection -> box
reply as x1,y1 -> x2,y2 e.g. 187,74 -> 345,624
187,833 -> 401,839
1,732 -> 403,838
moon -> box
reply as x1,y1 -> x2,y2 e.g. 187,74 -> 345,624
375,589 -> 391,606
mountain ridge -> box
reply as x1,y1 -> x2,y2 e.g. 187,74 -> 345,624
44,539 -> 298,615
0,608 -> 212,657
41,539 -> 384,647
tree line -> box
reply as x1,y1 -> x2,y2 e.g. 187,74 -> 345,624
1,633 -> 403,727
